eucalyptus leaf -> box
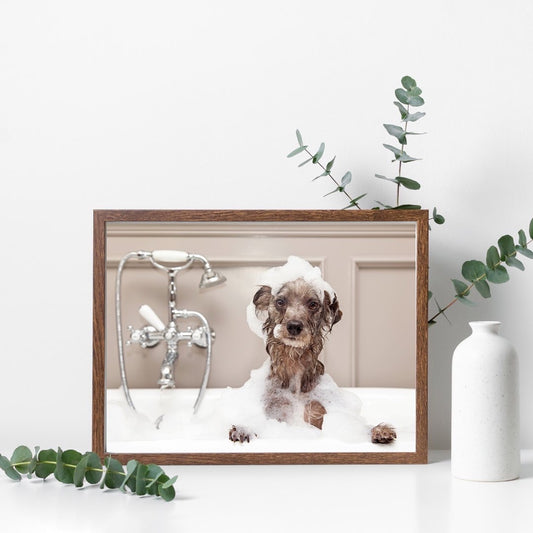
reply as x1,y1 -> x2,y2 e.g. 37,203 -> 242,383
298,157 -> 312,167
395,88 -> 424,107
383,144 -> 419,162
384,124 -> 407,144
323,187 -> 340,197
393,204 -> 421,210
452,278 -> 470,296
296,129 -> 303,147
518,229 -> 527,247
505,255 -> 525,271
11,446 -> 33,474
312,171 -> 328,181
405,111 -> 426,122
343,193 -> 367,209
486,245 -> 500,269
35,449 -> 57,479
401,76 -> 417,91
395,88 -> 410,105
394,101 -> 409,119
312,142 -> 325,163
157,474 -> 176,502
530,217 -> 533,239
0,454 -> 22,481
341,171 -> 352,187
325,157 -> 336,172
396,177 -> 421,190
433,208 -> 445,224
135,464 -> 148,496
54,448 -> 72,484
462,260 -> 487,282
103,457 -> 124,489
84,452 -> 103,485
486,265 -> 509,284
474,279 -> 491,298
498,235 -> 515,259
516,245 -> 533,259
73,455 -> 89,488
287,145 -> 308,158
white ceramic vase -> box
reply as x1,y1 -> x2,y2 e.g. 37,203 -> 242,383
451,321 -> 520,481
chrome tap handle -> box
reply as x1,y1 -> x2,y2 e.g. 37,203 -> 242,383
127,325 -> 162,348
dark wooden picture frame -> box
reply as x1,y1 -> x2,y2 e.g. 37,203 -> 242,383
93,209 -> 428,465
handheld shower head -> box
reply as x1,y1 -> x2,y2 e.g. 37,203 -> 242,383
199,267 -> 226,288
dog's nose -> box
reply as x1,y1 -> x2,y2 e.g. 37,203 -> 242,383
286,320 -> 303,336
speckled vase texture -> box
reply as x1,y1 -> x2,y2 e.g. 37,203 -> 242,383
451,321 -> 520,481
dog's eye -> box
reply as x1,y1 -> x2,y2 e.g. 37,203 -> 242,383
275,298 -> 286,308
308,300 -> 320,311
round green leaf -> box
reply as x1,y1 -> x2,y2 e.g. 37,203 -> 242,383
0,454 -> 22,481
401,76 -> 417,91
35,449 -> 57,479
462,260 -> 486,282
135,464 -> 148,496
341,171 -> 352,187
157,474 -> 176,502
529,218 -> 533,239
498,235 -> 515,259
395,88 -> 409,105
452,279 -> 470,297
11,446 -> 33,474
486,246 -> 500,269
73,455 -> 89,488
474,279 -> 491,298
84,452 -> 103,485
486,265 -> 509,284
103,457 -> 124,489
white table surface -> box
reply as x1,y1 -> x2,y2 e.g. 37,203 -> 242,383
1,450 -> 532,533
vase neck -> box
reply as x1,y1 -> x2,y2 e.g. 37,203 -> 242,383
469,321 -> 501,335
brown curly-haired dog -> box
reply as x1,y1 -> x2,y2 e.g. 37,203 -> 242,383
228,276 -> 396,445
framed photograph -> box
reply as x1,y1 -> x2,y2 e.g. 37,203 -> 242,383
93,209 -> 428,464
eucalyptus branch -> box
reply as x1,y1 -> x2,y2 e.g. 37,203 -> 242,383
287,132 -> 367,209
429,224 -> 533,324
0,445 -> 177,501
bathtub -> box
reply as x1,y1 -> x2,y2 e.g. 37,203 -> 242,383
106,385 -> 416,454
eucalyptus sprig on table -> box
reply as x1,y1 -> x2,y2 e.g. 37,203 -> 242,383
0,446 -> 177,501
288,75 -> 533,325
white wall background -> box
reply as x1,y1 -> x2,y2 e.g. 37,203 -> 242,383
1,0 -> 532,452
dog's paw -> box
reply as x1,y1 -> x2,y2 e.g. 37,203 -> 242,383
371,423 -> 397,444
228,425 -> 256,443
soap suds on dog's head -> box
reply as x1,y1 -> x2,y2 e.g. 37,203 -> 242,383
246,256 -> 336,340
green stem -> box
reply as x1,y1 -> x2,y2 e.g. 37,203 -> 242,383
304,148 -> 362,209
397,105 -> 409,207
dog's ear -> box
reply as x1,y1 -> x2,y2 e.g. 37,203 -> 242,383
323,292 -> 342,330
253,285 -> 272,313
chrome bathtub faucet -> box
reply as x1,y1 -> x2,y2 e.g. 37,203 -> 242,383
115,250 -> 225,413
